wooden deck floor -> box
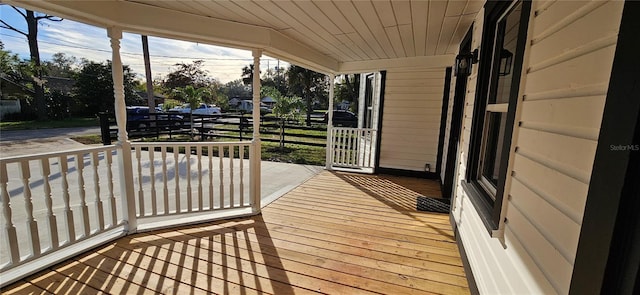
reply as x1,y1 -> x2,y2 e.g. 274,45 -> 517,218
3,171 -> 469,295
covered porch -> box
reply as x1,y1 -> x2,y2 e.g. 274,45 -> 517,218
3,171 -> 468,294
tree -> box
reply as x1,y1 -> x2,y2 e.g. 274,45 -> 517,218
222,79 -> 251,100
172,85 -> 211,138
0,42 -> 31,84
262,67 -> 287,95
241,64 -> 256,86
0,6 -> 62,120
287,65 -> 328,126
335,74 -> 360,112
163,60 -> 210,90
43,52 -> 78,78
74,60 -> 140,116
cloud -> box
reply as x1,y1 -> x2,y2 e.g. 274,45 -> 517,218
1,6 -> 288,84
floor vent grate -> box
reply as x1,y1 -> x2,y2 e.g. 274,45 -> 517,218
416,196 -> 451,213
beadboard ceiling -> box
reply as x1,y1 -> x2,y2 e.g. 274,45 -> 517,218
9,0 -> 484,73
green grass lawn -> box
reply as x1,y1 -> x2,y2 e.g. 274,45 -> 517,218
71,133 -> 327,166
0,117 -> 99,131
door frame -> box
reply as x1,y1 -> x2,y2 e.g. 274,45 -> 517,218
441,26 -> 473,199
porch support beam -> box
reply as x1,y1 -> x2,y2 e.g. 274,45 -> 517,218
325,74 -> 335,170
108,27 -> 137,232
251,49 -> 262,213
339,55 -> 456,74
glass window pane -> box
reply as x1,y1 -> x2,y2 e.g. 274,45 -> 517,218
491,2 -> 522,104
482,112 -> 508,190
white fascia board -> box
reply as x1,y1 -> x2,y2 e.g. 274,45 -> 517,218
8,0 -> 339,73
339,55 -> 456,74
7,0 -> 119,28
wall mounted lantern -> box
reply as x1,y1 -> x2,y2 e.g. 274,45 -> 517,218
499,49 -> 513,76
455,49 -> 479,76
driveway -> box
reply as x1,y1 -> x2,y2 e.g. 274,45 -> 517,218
0,127 -> 101,157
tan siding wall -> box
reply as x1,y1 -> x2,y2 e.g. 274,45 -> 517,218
379,69 -> 446,171
452,1 -> 623,294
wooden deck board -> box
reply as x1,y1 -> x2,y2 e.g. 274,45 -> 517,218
1,171 -> 469,295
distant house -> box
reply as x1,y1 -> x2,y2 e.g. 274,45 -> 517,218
228,97 -> 242,108
261,96 -> 276,108
0,76 -> 33,119
43,76 -> 75,95
135,91 -> 166,105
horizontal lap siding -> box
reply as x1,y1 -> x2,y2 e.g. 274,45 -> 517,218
508,1 -> 623,293
453,1 -> 624,294
379,69 -> 446,171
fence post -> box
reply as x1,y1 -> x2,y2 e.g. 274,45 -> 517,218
99,112 -> 112,145
239,113 -> 244,141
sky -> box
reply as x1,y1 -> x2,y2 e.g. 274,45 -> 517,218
0,5 -> 288,84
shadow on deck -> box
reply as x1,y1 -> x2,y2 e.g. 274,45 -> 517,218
3,171 -> 469,294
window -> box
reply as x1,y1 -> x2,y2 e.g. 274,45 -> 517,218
463,0 -> 531,233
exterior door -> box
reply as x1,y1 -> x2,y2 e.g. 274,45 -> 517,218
330,72 -> 382,173
442,28 -> 472,199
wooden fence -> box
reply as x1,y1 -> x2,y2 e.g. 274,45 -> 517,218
99,113 -> 328,147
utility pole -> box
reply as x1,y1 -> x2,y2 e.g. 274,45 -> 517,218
142,35 -> 155,111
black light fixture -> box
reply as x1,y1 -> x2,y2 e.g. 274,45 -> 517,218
455,49 -> 479,76
499,49 -> 513,76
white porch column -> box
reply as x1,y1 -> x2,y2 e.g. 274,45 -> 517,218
325,74 -> 335,170
358,74 -> 366,129
250,49 -> 262,212
108,27 -> 137,231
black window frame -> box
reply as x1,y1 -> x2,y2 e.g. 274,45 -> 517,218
462,0 -> 532,234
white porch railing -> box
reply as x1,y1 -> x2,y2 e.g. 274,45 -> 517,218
330,127 -> 377,171
0,140 -> 259,287
130,142 -> 256,229
0,146 -> 121,274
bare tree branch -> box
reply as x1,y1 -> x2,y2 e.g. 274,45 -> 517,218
35,15 -> 63,22
9,5 -> 27,18
0,19 -> 27,36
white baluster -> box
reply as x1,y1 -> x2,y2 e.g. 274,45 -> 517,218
185,145 -> 192,212
229,145 -> 235,208
1,162 -> 20,264
331,127 -> 340,165
40,158 -> 59,250
196,146 -> 203,211
161,146 -> 169,215
219,146 -> 225,208
76,153 -> 90,237
174,147 -> 180,213
208,145 -> 214,210
19,161 -> 40,256
239,144 -> 245,207
340,129 -> 346,165
104,150 -> 116,227
135,146 -> 144,217
58,156 -> 75,242
91,152 -> 105,231
148,147 -> 157,216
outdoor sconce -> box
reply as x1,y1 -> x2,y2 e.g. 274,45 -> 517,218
499,49 -> 513,76
454,49 -> 479,76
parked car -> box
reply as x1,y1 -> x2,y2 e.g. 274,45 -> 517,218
126,106 -> 183,130
169,103 -> 221,115
323,110 -> 358,127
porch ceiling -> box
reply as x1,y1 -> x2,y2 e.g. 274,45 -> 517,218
8,0 -> 483,74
